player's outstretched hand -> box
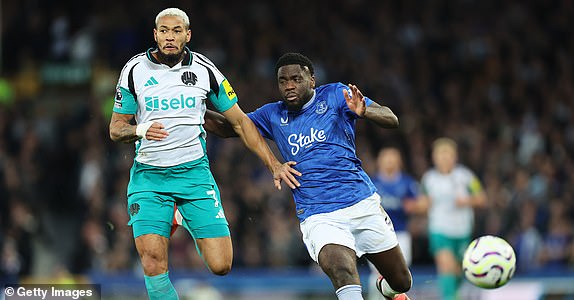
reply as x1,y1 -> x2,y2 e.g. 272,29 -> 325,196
272,161 -> 302,190
145,122 -> 169,140
343,84 -> 366,117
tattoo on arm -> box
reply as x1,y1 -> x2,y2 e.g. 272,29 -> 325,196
364,103 -> 399,128
110,114 -> 139,143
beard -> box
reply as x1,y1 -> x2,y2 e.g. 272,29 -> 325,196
157,48 -> 185,66
283,90 -> 313,111
284,99 -> 304,111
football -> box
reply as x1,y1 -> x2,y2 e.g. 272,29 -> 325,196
462,235 -> 516,289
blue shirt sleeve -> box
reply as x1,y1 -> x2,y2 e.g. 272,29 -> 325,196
247,106 -> 273,140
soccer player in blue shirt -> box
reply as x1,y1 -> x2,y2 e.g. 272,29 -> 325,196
203,53 -> 412,300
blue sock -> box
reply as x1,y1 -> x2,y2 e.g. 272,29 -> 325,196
144,272 -> 179,300
335,284 -> 364,300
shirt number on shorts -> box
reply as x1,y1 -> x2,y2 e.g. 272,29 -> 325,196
207,190 -> 219,207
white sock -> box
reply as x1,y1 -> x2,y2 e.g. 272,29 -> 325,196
380,279 -> 400,299
336,284 -> 364,300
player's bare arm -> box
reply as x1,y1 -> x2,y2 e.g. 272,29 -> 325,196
204,110 -> 239,138
109,112 -> 169,143
343,83 -> 399,128
221,104 -> 301,190
404,194 -> 431,214
109,113 -> 139,143
455,190 -> 487,208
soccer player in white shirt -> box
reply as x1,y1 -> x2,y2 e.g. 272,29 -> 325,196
109,8 -> 300,300
416,138 -> 487,300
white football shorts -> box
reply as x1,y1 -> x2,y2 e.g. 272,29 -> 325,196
300,192 -> 399,263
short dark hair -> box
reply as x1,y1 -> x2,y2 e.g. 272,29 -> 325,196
275,53 -> 314,76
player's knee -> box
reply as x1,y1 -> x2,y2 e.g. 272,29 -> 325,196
208,260 -> 232,276
391,270 -> 412,293
140,252 -> 168,276
322,263 -> 357,284
135,234 -> 170,276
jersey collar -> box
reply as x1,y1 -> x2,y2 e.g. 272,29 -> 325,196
301,90 -> 317,111
145,46 -> 193,67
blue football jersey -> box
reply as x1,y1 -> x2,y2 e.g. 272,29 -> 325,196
371,172 -> 419,231
248,82 -> 377,221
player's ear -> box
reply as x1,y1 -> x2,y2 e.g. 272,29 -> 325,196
187,29 -> 192,43
153,28 -> 158,42
310,75 -> 316,89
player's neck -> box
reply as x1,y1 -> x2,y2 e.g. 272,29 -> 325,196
437,166 -> 453,174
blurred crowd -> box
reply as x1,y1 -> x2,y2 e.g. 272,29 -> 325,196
1,0 -> 573,282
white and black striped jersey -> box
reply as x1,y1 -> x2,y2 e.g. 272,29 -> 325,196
113,47 -> 237,167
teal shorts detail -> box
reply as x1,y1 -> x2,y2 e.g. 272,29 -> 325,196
127,157 -> 229,239
128,192 -> 175,238
132,220 -> 172,239
128,156 -> 216,196
429,232 -> 470,260
187,224 -> 230,239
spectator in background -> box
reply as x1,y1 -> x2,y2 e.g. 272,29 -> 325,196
512,200 -> 543,273
538,199 -> 573,268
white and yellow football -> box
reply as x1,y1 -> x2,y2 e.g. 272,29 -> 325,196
462,235 -> 516,289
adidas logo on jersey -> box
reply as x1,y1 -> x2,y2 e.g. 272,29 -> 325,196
144,77 -> 159,87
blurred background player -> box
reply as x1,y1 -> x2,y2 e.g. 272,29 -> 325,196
414,137 -> 487,300
109,8 -> 299,300
202,53 -> 412,300
367,147 -> 420,300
